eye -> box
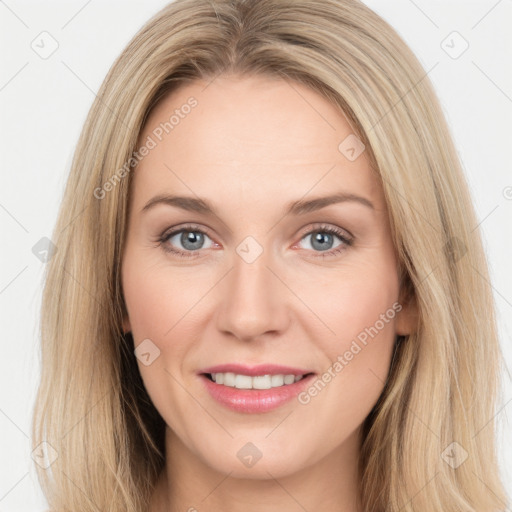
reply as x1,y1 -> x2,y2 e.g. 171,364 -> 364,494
296,223 -> 353,258
158,224 -> 216,258
157,223 -> 353,259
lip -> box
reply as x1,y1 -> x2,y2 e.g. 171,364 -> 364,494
198,364 -> 316,414
199,363 -> 312,377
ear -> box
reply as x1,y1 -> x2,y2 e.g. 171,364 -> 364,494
395,275 -> 418,336
122,315 -> 132,335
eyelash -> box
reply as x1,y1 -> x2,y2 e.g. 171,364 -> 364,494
156,223 -> 354,259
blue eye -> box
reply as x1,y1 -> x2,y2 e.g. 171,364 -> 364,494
157,223 -> 353,259
298,226 -> 353,257
158,224 -> 215,258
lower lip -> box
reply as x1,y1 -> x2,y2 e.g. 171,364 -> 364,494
200,374 -> 315,413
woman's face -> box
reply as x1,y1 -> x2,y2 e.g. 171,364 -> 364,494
121,74 -> 414,479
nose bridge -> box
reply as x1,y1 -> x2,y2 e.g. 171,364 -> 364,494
216,235 -> 288,340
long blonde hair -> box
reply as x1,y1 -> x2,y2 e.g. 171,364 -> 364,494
32,0 -> 509,510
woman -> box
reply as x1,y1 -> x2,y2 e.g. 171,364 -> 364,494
32,0 -> 509,511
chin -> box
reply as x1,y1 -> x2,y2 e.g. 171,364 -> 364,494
194,438 -> 314,480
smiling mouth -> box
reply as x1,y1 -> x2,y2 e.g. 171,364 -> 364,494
203,372 -> 315,390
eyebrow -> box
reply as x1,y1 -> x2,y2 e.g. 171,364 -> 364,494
141,192 -> 374,216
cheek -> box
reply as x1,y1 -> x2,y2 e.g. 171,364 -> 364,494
122,255 -> 204,339
121,255 -> 217,401
330,279 -> 399,354
298,260 -> 400,411
308,327 -> 396,448
302,259 -> 400,349
121,256 -> 196,421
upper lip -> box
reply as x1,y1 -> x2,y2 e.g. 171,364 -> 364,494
199,364 -> 315,377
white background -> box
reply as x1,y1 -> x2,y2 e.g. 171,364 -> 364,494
0,0 -> 511,510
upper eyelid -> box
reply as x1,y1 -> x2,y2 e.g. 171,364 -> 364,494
162,223 -> 215,241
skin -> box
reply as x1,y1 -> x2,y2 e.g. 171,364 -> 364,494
121,74 -> 416,512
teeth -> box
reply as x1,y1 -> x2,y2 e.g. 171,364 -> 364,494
210,372 -> 305,389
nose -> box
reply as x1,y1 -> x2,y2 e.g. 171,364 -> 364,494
215,245 -> 291,343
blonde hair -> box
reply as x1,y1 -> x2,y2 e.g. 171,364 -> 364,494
32,0 -> 509,511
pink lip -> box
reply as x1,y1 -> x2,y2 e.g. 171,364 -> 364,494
198,364 -> 315,414
199,363 -> 312,376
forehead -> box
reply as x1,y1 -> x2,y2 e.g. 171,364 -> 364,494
132,75 -> 383,213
